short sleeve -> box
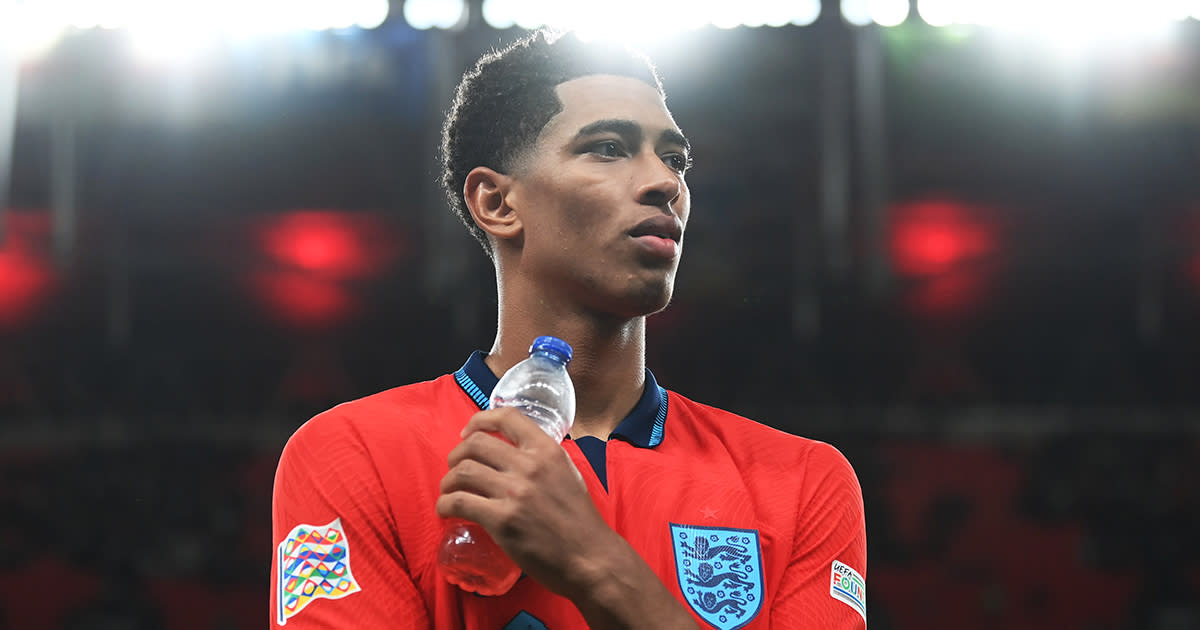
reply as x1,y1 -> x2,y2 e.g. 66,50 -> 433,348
269,410 -> 431,629
772,441 -> 868,629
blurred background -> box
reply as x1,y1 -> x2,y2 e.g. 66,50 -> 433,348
1,0 -> 1199,628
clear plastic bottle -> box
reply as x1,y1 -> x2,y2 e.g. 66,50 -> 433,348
437,336 -> 576,595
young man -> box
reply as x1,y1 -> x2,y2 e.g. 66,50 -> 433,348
270,31 -> 866,630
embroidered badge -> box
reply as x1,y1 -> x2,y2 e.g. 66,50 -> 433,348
670,523 -> 764,630
277,518 -> 361,625
829,560 -> 866,622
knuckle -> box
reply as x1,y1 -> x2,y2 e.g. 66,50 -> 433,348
461,430 -> 488,449
493,503 -> 523,538
435,493 -> 459,517
508,478 -> 536,503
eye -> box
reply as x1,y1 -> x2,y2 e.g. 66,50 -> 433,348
663,152 -> 692,174
588,140 -> 626,158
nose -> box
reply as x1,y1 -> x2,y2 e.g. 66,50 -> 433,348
635,157 -> 682,211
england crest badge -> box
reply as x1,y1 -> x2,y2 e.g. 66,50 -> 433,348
670,523 -> 764,630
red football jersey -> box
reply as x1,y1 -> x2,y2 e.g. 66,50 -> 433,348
270,352 -> 867,629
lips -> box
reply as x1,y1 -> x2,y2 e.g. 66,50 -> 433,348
628,215 -> 683,243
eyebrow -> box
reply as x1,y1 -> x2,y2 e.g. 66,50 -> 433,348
575,119 -> 691,154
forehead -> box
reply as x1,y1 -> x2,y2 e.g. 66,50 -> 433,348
542,74 -> 678,141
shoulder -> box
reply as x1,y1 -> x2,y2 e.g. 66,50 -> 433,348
284,374 -> 463,455
665,390 -> 859,480
665,390 -> 827,451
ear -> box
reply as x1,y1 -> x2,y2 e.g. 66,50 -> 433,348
464,166 -> 522,243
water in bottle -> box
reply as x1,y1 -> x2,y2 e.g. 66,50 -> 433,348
438,336 -> 576,595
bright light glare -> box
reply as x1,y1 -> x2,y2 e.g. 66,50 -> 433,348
840,0 -> 873,26
751,0 -> 799,27
1024,1 -> 1186,54
792,0 -> 823,26
507,0 -> 704,45
917,0 -> 956,26
482,0 -> 824,30
916,0 -> 1192,29
50,0 -> 389,34
0,1 -> 67,61
220,0 -> 291,37
511,0 -> 553,30
63,0 -> 105,29
127,5 -> 219,65
403,0 -> 465,30
354,0 -> 390,29
708,1 -> 747,29
870,0 -> 909,26
481,0 -> 516,28
1135,0 -> 1194,21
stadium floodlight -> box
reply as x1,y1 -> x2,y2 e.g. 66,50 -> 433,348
511,0 -> 556,30
493,0 -> 704,44
747,0 -> 801,27
791,0 -> 823,26
482,0 -> 825,31
840,0 -> 873,26
481,0 -> 517,28
403,0 -> 466,30
916,0 -> 956,26
870,0 -> 910,26
354,0 -> 390,28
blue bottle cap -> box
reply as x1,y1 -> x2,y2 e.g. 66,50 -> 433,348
530,336 -> 573,363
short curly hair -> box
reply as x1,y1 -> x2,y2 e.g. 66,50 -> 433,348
439,30 -> 665,257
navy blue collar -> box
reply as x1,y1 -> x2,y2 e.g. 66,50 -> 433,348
453,350 -> 667,448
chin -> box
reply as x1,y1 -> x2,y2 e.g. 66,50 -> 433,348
622,282 -> 675,317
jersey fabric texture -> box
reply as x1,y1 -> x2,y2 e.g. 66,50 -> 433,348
270,351 -> 867,629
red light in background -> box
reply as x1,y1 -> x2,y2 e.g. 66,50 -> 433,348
248,210 -> 403,331
0,210 -> 56,330
249,270 -> 355,331
905,271 -> 988,319
256,210 -> 397,280
889,199 -> 1003,319
890,199 -> 996,277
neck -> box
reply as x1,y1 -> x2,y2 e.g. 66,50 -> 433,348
484,272 -> 648,442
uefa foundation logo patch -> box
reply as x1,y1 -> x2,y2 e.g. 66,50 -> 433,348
670,523 -> 764,630
277,518 -> 361,625
829,559 -> 866,623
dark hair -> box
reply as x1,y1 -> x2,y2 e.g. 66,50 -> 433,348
439,30 -> 665,256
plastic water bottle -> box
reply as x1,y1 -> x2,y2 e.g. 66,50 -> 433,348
438,336 -> 576,595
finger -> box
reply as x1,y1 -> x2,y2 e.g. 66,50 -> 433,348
436,490 -> 497,525
439,458 -> 507,498
462,407 -> 553,447
446,428 -> 519,471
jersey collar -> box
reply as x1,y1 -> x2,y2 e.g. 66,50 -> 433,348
453,350 -> 668,448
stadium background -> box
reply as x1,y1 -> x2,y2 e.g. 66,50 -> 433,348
1,0 -> 1198,627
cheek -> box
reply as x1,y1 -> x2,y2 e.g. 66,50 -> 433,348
551,183 -> 612,237
678,188 -> 692,225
